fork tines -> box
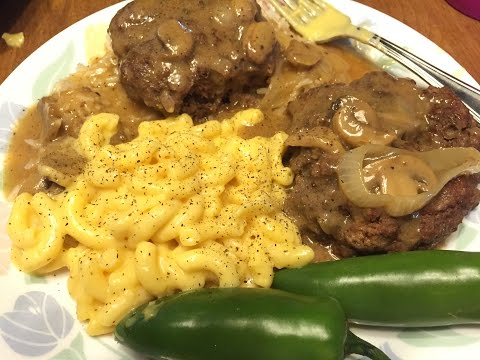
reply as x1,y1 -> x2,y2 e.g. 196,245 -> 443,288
270,0 -> 328,26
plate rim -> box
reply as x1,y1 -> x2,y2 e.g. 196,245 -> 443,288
1,1 -> 479,359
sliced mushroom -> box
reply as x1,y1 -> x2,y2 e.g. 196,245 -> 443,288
243,21 -> 276,64
337,144 -> 480,216
332,96 -> 396,147
285,40 -> 325,68
363,154 -> 438,196
156,19 -> 194,60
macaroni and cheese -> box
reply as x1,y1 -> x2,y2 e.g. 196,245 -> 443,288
8,109 -> 314,335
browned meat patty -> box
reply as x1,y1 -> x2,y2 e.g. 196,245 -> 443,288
109,0 -> 277,119
283,72 -> 480,257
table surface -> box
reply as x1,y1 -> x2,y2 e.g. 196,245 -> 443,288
0,0 -> 479,85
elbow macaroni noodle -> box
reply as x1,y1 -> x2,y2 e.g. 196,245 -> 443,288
8,109 -> 314,335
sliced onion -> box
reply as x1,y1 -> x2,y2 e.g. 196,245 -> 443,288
337,145 -> 480,217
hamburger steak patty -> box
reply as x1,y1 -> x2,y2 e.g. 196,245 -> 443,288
109,0 -> 276,119
108,0 -> 480,257
284,72 -> 480,257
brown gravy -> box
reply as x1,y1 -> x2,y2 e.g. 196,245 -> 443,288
4,54 -> 158,197
3,42 -> 376,200
4,107 -> 43,199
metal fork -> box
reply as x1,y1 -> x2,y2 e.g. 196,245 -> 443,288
269,0 -> 480,124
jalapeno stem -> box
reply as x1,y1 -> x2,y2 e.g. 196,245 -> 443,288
344,330 -> 391,360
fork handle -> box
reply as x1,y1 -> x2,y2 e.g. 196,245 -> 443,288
369,35 -> 480,123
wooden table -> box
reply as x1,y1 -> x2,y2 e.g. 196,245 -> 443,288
1,0 -> 479,84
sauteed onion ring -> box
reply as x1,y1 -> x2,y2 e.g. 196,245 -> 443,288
338,145 -> 480,216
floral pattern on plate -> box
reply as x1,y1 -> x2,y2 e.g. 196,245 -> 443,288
0,1 -> 479,359
0,291 -> 74,356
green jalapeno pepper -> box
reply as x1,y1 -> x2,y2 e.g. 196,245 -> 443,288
272,250 -> 480,327
115,288 -> 389,360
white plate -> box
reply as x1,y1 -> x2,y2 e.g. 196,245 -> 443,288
1,1 -> 480,359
